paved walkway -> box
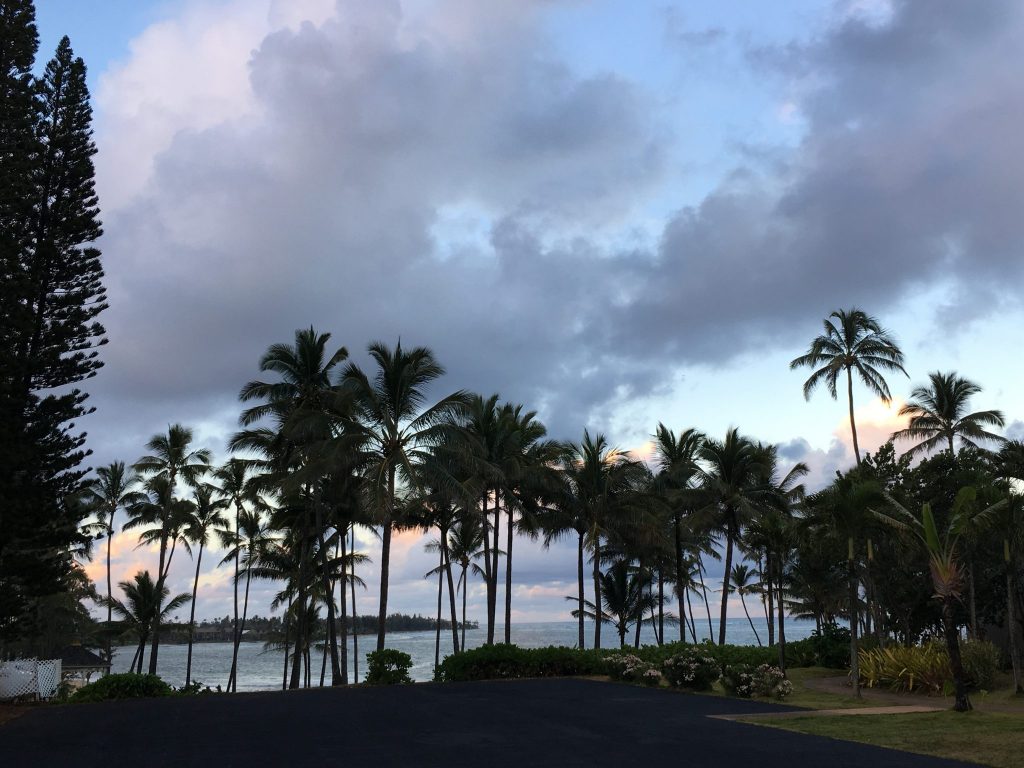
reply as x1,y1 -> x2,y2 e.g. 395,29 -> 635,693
0,679 -> 978,767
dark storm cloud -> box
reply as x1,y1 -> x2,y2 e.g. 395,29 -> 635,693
88,0 -> 1024,461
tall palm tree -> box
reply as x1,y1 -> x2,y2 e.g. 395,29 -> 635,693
133,424 -> 211,673
560,430 -> 648,650
101,570 -> 191,674
790,308 -> 907,465
696,428 -> 767,646
235,327 -> 351,686
182,484 -> 228,687
81,461 -> 141,660
651,424 -> 704,642
892,371 -> 1006,457
449,515 -> 487,651
340,340 -> 469,651
729,564 -> 762,646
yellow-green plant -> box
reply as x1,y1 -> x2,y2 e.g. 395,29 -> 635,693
859,643 -> 951,694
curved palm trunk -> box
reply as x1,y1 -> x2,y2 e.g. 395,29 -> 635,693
943,597 -> 972,712
593,536 -> 602,650
480,492 -> 494,644
504,508 -> 514,644
443,537 -> 459,654
697,558 -> 713,639
718,526 -> 735,646
236,566 -> 253,690
489,491 -> 500,643
577,531 -> 586,649
740,593 -> 762,646
148,530 -> 169,675
377,466 -> 395,653
846,366 -> 861,466
657,569 -> 664,646
685,589 -> 698,643
185,541 -> 204,687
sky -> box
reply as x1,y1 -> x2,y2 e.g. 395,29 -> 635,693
35,0 -> 1024,627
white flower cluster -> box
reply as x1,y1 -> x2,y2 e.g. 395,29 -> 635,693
607,654 -> 662,686
752,664 -> 793,700
662,651 -> 720,690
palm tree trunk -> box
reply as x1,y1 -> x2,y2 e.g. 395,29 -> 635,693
480,491 -> 494,644
593,535 -> 602,650
697,558 -> 713,639
460,568 -> 468,651
765,556 -> 775,646
105,516 -> 114,663
148,530 -> 169,675
846,366 -> 861,466
967,559 -> 978,639
313,498 -> 342,686
338,536 -> 348,685
741,594 -> 762,646
443,536 -> 460,654
290,540 -> 309,690
282,594 -> 292,691
718,527 -> 735,646
228,502 -> 241,692
490,491 -> 500,643
376,466 -> 396,653
350,525 -> 359,684
185,542 -> 204,687
577,530 -> 586,649
434,545 -> 443,669
685,589 -> 697,643
943,598 -> 972,712
135,633 -> 147,674
777,575 -> 786,672
1007,551 -> 1022,694
236,567 -> 252,690
848,543 -> 861,698
674,520 -> 684,643
633,608 -> 642,649
657,568 -> 664,646
504,507 -> 514,644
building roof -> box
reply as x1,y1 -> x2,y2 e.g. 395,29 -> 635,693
59,645 -> 110,669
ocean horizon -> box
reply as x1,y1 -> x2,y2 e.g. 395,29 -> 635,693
110,617 -> 818,689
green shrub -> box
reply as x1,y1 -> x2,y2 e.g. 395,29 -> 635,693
367,649 -> 413,684
721,664 -> 755,698
70,673 -> 172,703
434,644 -> 608,682
961,640 -> 1000,690
859,643 -> 951,693
662,649 -> 719,690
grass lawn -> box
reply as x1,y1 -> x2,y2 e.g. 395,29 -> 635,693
748,710 -> 1024,768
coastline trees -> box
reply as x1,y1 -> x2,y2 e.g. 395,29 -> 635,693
182,485 -> 228,687
790,309 -> 906,466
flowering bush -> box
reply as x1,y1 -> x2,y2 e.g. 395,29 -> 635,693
606,654 -> 661,685
662,650 -> 720,690
720,664 -> 755,698
752,664 -> 792,700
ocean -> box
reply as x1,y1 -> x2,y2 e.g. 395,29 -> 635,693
109,618 -> 818,689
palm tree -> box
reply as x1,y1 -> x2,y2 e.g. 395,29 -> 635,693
877,488 -> 1006,712
340,340 -> 470,651
101,570 -> 191,674
560,430 -> 648,650
651,424 -> 704,642
790,308 -> 907,465
993,442 -> 1024,693
729,564 -> 762,646
133,424 -> 211,673
696,428 -> 767,645
892,371 -> 1006,458
210,457 -> 260,691
182,484 -> 228,687
449,515 -> 487,651
81,461 -> 141,660
575,560 -> 652,648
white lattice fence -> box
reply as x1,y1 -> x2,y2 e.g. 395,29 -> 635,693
0,659 -> 61,701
